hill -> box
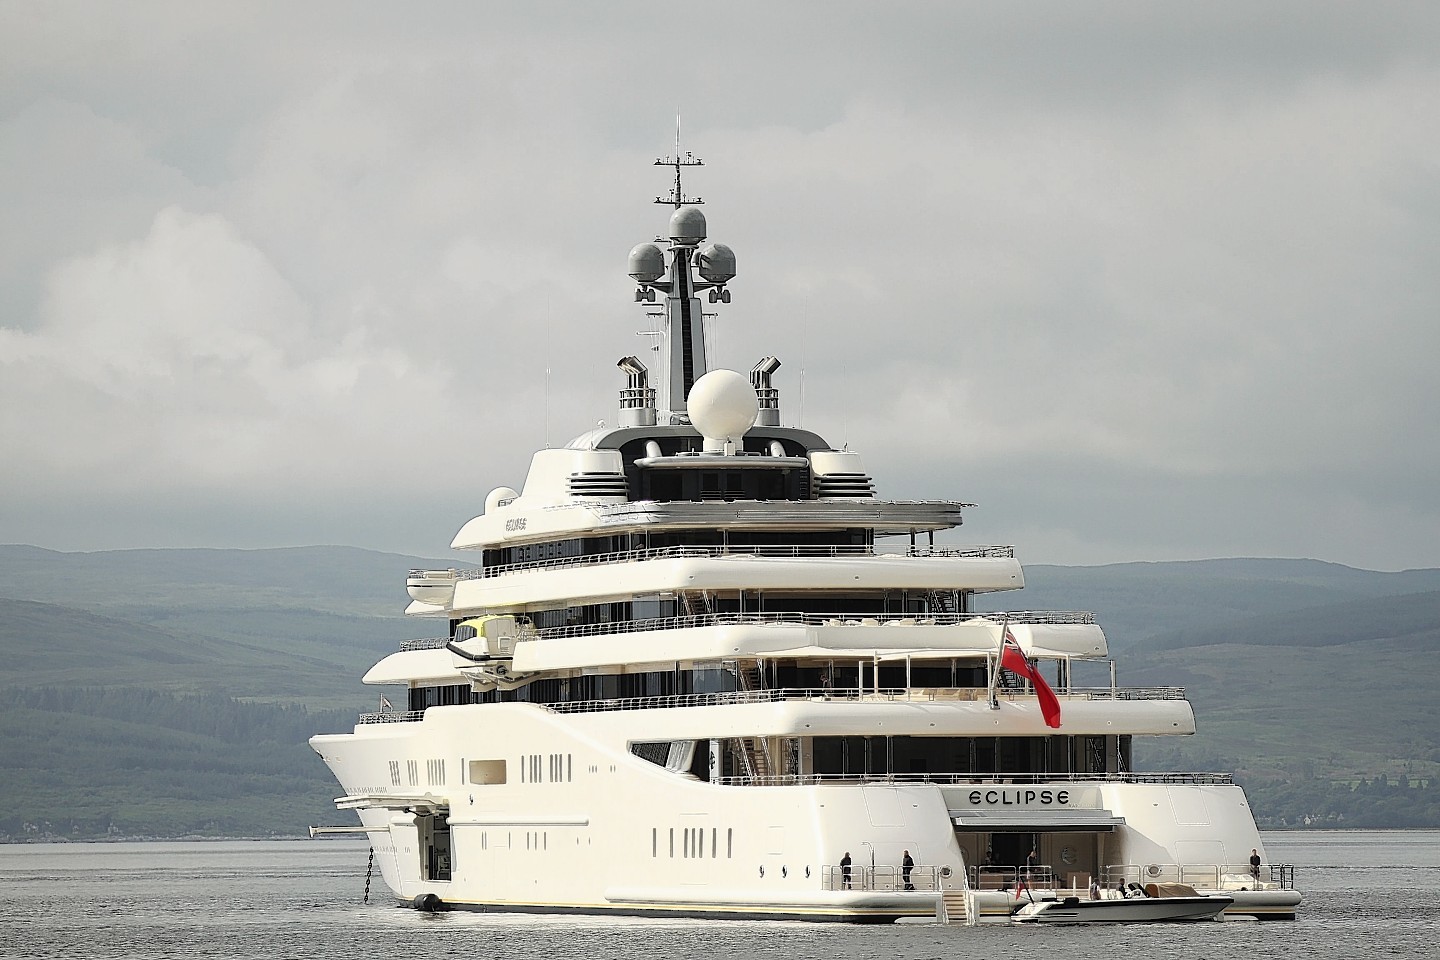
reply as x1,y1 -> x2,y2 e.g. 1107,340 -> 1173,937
0,543 -> 466,840
998,559 -> 1440,649
2,545 -> 1438,836
0,544 -> 473,704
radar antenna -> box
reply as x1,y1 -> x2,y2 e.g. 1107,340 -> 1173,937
655,115 -> 703,208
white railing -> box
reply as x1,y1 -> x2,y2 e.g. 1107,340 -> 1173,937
356,710 -> 426,724
821,863 -> 944,892
971,864 -> 1059,890
906,546 -> 1015,559
394,609 -> 1097,650
399,637 -> 451,651
465,543 -> 1017,579
1103,861 -> 1297,890
712,771 -> 1232,787
541,685 -> 1185,715
534,609 -> 1095,640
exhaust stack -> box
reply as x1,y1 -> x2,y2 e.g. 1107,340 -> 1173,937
751,356 -> 781,426
617,356 -> 657,427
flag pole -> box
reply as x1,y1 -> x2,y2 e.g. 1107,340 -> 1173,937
988,615 -> 1007,711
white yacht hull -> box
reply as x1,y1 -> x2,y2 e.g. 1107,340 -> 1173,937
312,701 -> 1283,921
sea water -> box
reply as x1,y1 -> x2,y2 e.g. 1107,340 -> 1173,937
1,831 -> 1436,959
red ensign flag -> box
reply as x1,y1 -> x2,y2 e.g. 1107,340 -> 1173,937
1000,628 -> 1062,728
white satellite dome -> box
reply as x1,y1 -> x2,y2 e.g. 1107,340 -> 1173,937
687,369 -> 758,444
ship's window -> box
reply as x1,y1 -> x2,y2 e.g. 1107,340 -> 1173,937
630,742 -> 671,766
469,759 -> 506,784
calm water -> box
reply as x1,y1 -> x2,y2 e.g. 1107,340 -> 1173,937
1,831 -> 1436,959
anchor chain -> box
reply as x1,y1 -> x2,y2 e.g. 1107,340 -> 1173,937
363,846 -> 374,904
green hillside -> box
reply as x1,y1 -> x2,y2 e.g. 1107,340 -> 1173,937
0,687 -> 350,839
0,544 -> 457,839
2,545 -> 1438,837
998,559 -> 1440,649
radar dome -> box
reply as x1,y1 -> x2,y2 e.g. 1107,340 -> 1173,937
627,242 -> 665,283
696,242 -> 736,283
669,206 -> 707,245
687,369 -> 758,443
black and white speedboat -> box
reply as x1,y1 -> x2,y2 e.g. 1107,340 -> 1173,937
1012,884 -> 1233,924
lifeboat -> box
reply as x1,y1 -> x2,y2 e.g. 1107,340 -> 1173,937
406,568 -> 458,606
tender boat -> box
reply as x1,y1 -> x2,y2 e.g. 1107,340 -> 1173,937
1012,884 -> 1233,924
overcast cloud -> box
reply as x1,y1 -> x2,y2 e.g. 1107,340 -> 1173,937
3,2 -> 1438,570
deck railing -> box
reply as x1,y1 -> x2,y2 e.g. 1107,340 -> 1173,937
711,771 -> 1232,787
356,710 -> 426,724
820,863 -> 946,892
396,609 -> 1095,650
394,616 -> 1088,653
534,609 -> 1095,640
1103,862 -> 1297,891
464,543 -> 1016,579
540,685 -> 1185,714
970,864 -> 1060,890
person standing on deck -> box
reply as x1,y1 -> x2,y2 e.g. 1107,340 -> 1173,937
902,850 -> 914,890
840,851 -> 853,889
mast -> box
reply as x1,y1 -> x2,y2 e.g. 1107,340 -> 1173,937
628,136 -> 735,423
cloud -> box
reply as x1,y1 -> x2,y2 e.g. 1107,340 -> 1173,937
3,206 -> 452,494
2,3 -> 1439,569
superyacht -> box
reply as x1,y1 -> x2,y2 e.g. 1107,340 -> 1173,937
310,150 -> 1301,923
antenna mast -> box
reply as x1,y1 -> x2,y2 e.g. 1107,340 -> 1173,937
655,116 -> 703,208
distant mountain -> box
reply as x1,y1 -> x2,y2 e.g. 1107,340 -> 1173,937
1144,589 -> 1440,651
994,558 -> 1440,649
0,544 -> 476,704
0,543 -> 467,619
1,545 -> 1436,837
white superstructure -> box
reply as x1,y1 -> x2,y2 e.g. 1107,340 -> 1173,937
310,151 -> 1301,923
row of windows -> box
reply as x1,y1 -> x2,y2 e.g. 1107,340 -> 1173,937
452,589 -> 971,639
409,666 -> 744,712
654,826 -> 734,859
627,735 -> 1133,780
481,528 -> 874,571
407,657 -> 991,713
388,757 -> 448,787
514,752 -> 573,783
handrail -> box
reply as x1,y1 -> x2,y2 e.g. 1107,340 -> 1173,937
357,711 -> 426,724
907,546 -> 1015,559
395,609 -> 1098,650
1102,862 -> 1297,891
821,863 -> 944,892
712,771 -> 1232,787
357,685 -> 1188,716
970,864 -> 1059,890
464,543 -> 1017,579
534,609 -> 1096,640
541,685 -> 1186,714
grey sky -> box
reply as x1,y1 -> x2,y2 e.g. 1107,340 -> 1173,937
3,2 -> 1438,570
